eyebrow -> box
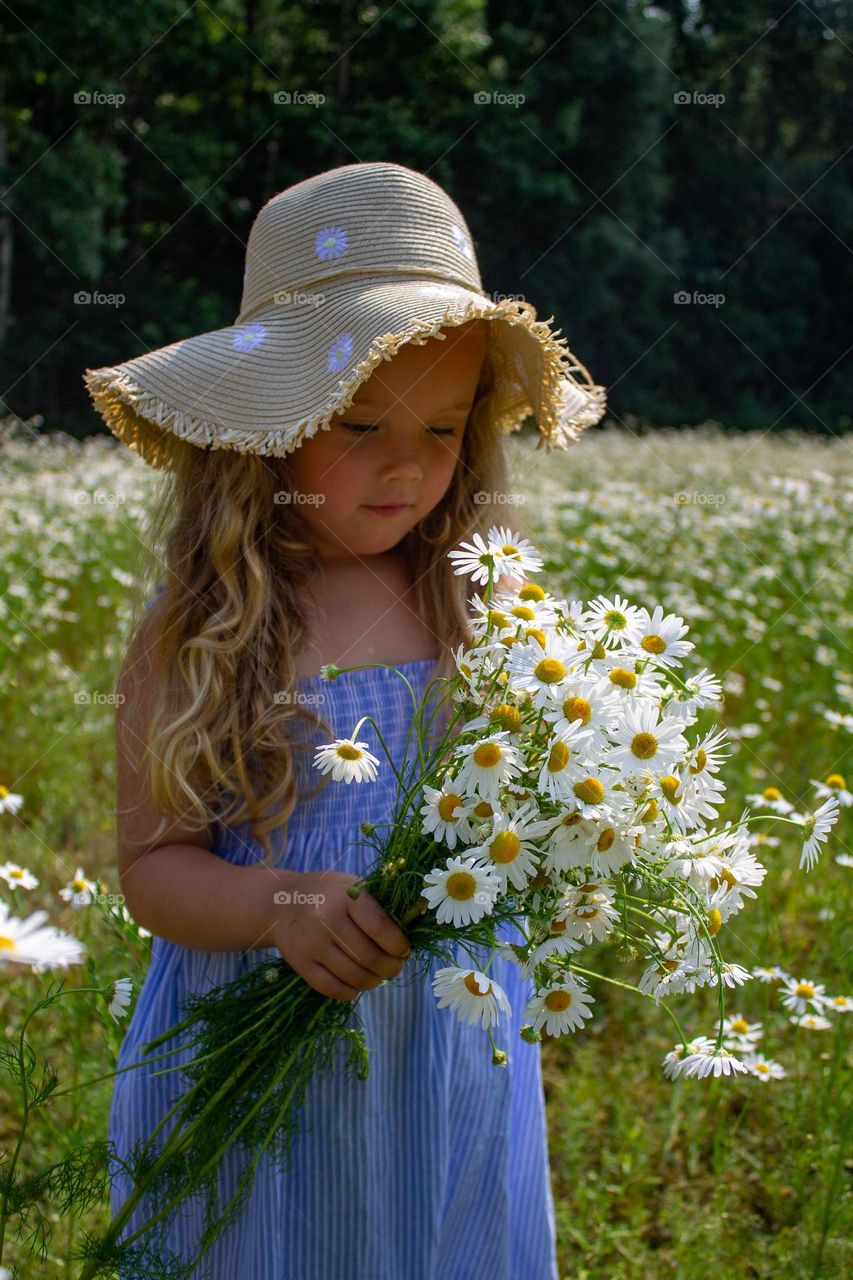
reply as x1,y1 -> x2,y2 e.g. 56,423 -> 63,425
347,400 -> 472,414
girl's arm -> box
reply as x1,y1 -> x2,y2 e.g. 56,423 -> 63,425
114,605 -> 288,953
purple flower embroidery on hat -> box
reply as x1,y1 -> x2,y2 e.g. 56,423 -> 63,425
328,333 -> 354,373
231,324 -> 267,352
450,223 -> 474,261
315,225 -> 349,261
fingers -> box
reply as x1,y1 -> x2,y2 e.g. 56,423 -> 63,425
303,961 -> 361,1002
345,890 -> 411,960
318,918 -> 404,984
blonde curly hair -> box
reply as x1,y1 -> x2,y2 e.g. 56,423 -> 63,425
117,351 -> 538,869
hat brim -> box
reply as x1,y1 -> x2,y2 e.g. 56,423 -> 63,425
83,276 -> 606,470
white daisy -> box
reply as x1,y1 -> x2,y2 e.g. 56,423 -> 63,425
662,1034 -> 715,1080
0,785 -> 24,815
662,668 -> 724,719
0,862 -> 39,891
447,531 -> 503,587
752,964 -> 791,984
789,1013 -> 833,1030
418,784 -> 477,850
523,974 -> 595,1036
810,772 -> 852,807
421,856 -> 503,926
535,722 -> 595,802
745,785 -> 794,815
58,867 -> 99,906
697,962 -> 753,991
798,794 -> 840,871
721,1013 -> 763,1045
583,593 -> 644,648
605,703 -> 688,777
519,933 -> 584,979
313,733 -> 380,783
432,966 -> 511,1029
0,902 -> 85,970
778,975 -> 831,1016
554,880 -> 620,945
486,526 -> 543,580
825,994 -> 853,1012
742,1052 -> 787,1081
628,605 -> 694,669
451,731 -> 524,802
465,802 -> 550,892
107,976 -> 133,1022
680,1046 -> 750,1078
502,631 -> 579,712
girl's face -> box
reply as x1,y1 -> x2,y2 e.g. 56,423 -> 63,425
285,319 -> 489,562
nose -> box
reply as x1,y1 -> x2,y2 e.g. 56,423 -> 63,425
378,442 -> 424,486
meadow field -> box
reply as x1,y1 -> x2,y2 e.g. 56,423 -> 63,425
0,420 -> 850,1278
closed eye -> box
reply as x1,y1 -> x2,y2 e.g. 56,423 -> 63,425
340,423 -> 457,436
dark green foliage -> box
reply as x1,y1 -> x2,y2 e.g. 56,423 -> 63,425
0,2 -> 848,435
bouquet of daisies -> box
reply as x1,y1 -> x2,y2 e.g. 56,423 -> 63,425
77,527 -> 842,1279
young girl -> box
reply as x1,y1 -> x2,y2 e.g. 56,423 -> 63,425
84,159 -> 606,1279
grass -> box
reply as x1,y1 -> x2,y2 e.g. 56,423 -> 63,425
0,420 -> 851,1278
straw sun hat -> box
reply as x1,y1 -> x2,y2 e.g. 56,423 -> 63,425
83,160 -> 607,471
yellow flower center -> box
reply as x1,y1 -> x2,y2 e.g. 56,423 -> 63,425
641,634 -> 666,654
438,794 -> 463,821
563,696 -> 591,724
547,741 -> 571,772
560,812 -> 583,828
597,827 -> 616,852
336,744 -> 363,761
490,831 -> 521,864
640,797 -> 658,822
0,785 -> 8,799
473,801 -> 494,819
489,704 -> 521,733
511,605 -> 536,621
707,908 -> 722,935
445,871 -> 477,901
534,658 -> 566,684
527,627 -> 547,648
689,748 -> 707,774
795,981 -> 815,998
473,743 -> 502,768
631,732 -> 658,760
0,936 -> 15,950
9,869 -> 23,879
73,877 -> 88,891
660,775 -> 682,803
487,609 -> 508,628
519,584 -> 545,601
544,990 -> 572,1012
755,1062 -> 769,1074
825,773 -> 846,789
574,777 -> 605,805
550,918 -> 568,934
500,543 -> 520,558
609,668 -> 637,689
731,1018 -> 749,1034
463,973 -> 492,997
762,786 -> 782,801
603,609 -> 628,631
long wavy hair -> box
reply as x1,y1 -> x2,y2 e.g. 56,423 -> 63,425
120,335 -> 539,868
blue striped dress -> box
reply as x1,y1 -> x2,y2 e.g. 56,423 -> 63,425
108,654 -> 559,1280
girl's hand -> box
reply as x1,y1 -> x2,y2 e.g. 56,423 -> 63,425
269,869 -> 412,1000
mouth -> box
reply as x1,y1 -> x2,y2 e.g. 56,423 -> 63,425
363,503 -> 412,516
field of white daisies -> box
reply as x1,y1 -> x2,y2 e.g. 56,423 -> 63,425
0,418 -> 850,1279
